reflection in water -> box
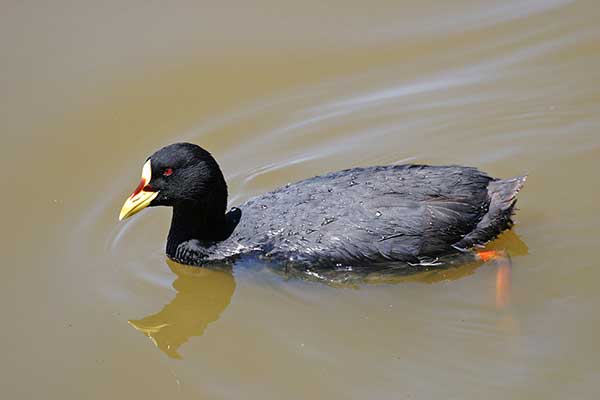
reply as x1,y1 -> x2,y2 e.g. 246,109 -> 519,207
128,260 -> 235,359
484,230 -> 528,310
129,231 -> 527,358
495,258 -> 511,309
283,230 -> 528,286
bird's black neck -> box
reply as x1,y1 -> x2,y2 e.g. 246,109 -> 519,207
166,200 -> 228,257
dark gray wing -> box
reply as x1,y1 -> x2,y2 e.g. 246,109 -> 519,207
227,165 -> 492,265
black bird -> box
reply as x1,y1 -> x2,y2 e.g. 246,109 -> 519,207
119,143 -> 526,268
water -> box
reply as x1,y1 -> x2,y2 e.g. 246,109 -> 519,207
2,1 -> 600,398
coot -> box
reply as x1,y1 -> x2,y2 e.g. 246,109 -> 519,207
119,143 -> 526,268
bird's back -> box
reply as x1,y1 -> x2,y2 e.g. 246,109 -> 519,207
216,164 -> 500,266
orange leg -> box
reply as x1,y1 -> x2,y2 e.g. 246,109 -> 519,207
476,250 -> 501,262
476,250 -> 512,309
495,262 -> 511,309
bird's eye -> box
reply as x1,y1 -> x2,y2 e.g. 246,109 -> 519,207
163,168 -> 173,177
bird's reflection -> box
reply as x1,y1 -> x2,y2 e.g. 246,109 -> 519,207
281,230 -> 528,286
128,259 -> 235,359
129,231 -> 527,358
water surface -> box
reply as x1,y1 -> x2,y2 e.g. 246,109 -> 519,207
2,1 -> 599,399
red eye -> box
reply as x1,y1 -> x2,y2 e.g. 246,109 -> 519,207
163,168 -> 173,177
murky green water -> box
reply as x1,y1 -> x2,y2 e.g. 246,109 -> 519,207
2,1 -> 600,398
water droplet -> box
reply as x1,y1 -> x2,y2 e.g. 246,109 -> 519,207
321,217 -> 335,226
375,211 -> 382,217
261,204 -> 268,209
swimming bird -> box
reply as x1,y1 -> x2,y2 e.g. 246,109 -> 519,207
119,143 -> 526,268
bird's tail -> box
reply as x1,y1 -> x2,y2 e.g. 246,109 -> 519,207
455,175 -> 527,249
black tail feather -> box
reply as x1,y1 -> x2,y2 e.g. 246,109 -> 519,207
454,175 -> 527,249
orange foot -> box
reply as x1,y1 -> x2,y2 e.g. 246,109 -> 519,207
477,250 -> 502,262
475,250 -> 512,309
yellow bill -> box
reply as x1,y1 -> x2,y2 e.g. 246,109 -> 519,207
119,159 -> 159,220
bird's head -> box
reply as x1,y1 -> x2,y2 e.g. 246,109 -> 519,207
119,142 -> 227,220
